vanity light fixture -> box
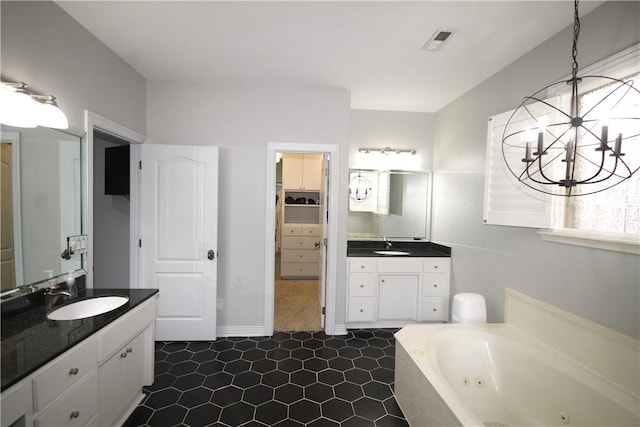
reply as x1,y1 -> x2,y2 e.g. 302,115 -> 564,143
501,0 -> 639,196
358,147 -> 417,155
0,81 -> 69,129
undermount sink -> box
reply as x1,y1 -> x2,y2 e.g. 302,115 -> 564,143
374,250 -> 411,256
47,296 -> 129,321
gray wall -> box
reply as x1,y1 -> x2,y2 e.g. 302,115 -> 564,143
93,135 -> 130,289
146,82 -> 351,330
432,1 -> 640,338
1,1 -> 146,134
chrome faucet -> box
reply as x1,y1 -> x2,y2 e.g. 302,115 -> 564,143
383,237 -> 392,249
45,278 -> 78,312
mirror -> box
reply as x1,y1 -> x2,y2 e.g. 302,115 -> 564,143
1,125 -> 84,294
348,169 -> 431,240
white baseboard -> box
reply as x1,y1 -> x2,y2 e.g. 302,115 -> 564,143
217,325 -> 267,337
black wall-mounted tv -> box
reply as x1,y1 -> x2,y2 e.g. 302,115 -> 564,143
105,144 -> 130,196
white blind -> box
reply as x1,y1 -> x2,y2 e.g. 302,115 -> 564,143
482,108 -> 554,228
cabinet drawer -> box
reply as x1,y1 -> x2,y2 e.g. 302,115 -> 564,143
423,259 -> 450,273
34,369 -> 98,427
420,297 -> 449,321
422,273 -> 450,297
348,273 -> 376,297
281,262 -> 319,278
349,258 -> 376,273
282,250 -> 320,263
378,260 -> 422,273
283,225 -> 301,235
347,298 -> 375,322
33,338 -> 98,411
98,297 -> 156,361
300,225 -> 321,236
282,236 -> 321,250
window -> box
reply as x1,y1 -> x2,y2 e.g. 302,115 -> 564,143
565,73 -> 640,236
484,45 -> 639,253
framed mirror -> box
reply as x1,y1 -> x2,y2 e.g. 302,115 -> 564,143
347,169 -> 431,240
1,125 -> 84,295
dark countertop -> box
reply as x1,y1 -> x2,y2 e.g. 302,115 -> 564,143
347,240 -> 451,257
1,287 -> 158,391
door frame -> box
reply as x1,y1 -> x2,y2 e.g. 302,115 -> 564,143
1,133 -> 23,287
264,142 -> 339,336
84,111 -> 145,288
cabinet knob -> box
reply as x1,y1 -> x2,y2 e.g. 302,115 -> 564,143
127,347 -> 133,353
433,284 -> 438,287
68,367 -> 79,375
381,279 -> 385,283
360,284 -> 364,288
70,411 -> 80,419
360,309 -> 364,313
434,265 -> 438,269
120,352 -> 128,358
360,265 -> 365,269
433,308 -> 437,312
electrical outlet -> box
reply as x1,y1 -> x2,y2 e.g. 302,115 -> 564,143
217,298 -> 223,311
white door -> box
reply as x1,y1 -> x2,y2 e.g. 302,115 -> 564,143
139,144 -> 218,341
319,156 -> 329,328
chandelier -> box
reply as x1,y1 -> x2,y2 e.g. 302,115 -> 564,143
502,0 -> 639,197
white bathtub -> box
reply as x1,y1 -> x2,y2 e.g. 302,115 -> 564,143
394,324 -> 640,427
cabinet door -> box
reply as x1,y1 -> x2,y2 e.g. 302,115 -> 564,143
378,275 -> 418,320
283,153 -> 323,190
97,330 -> 148,426
301,154 -> 323,190
282,153 -> 304,189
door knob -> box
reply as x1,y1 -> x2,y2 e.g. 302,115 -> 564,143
207,249 -> 215,260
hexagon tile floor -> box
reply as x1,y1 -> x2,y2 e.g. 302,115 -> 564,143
123,329 -> 409,426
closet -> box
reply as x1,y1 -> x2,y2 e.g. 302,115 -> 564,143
280,154 -> 323,279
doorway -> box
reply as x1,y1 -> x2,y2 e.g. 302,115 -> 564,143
92,130 -> 130,289
265,142 -> 339,336
274,152 -> 326,331
85,111 -> 145,289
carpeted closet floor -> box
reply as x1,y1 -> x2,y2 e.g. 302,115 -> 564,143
274,252 -> 321,332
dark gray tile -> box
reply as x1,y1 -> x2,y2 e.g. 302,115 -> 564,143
127,329 -> 407,426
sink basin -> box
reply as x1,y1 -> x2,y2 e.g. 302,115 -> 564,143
374,250 -> 411,256
47,296 -> 129,321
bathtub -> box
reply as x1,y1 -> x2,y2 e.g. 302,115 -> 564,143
394,324 -> 640,427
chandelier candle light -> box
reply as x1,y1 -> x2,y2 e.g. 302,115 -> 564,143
502,0 -> 639,196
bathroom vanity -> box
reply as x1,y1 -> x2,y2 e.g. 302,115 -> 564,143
346,240 -> 451,328
1,287 -> 158,427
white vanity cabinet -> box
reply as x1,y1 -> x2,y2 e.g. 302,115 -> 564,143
96,297 -> 156,427
0,295 -> 157,427
347,257 -> 450,327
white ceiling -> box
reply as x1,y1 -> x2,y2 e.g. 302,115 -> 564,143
56,1 -> 602,113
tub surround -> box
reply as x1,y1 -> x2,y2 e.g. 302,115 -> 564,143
394,289 -> 640,427
1,285 -> 159,391
347,240 -> 451,257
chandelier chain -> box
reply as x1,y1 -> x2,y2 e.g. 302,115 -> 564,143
571,0 -> 580,81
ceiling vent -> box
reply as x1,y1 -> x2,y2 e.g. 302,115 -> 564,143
421,28 -> 456,51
